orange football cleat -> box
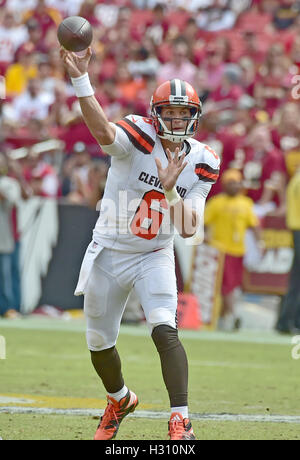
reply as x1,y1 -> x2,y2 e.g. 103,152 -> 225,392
168,412 -> 196,440
94,390 -> 138,440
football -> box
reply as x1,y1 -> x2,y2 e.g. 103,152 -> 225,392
57,16 -> 93,52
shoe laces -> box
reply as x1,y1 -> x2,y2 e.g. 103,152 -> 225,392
168,419 -> 186,439
100,401 -> 119,428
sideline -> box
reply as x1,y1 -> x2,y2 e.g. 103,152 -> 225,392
0,317 -> 293,345
0,405 -> 300,424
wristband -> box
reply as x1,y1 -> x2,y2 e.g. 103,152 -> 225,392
164,186 -> 181,206
71,73 -> 94,98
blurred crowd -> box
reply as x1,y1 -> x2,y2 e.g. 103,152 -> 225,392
1,0 -> 300,321
1,0 -> 300,205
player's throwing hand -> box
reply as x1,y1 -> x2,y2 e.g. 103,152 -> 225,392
155,147 -> 187,191
60,46 -> 92,78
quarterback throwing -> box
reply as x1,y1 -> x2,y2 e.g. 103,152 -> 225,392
60,45 -> 220,441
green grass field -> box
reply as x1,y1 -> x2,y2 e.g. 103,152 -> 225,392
0,317 -> 299,440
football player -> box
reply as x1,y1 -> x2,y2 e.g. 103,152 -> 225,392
60,46 -> 220,441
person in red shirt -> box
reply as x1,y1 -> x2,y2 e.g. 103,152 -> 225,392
254,43 -> 294,117
242,124 -> 287,214
77,0 -> 102,28
15,18 -> 49,61
144,3 -> 170,47
239,30 -> 268,68
271,102 -> 300,179
22,0 -> 62,39
209,64 -> 244,112
6,157 -> 33,318
22,150 -> 60,198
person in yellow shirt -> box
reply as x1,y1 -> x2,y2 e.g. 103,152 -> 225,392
204,169 -> 261,330
276,164 -> 300,333
5,51 -> 38,97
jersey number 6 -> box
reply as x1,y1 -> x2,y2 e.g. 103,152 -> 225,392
130,190 -> 168,240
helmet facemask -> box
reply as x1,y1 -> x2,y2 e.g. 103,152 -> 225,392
152,103 -> 201,143
151,95 -> 202,143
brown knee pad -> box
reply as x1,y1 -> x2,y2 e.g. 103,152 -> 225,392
151,325 -> 188,407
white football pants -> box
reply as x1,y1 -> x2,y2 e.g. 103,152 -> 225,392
82,244 -> 178,351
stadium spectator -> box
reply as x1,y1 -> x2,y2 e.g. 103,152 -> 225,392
195,110 -> 243,197
15,18 -> 49,60
144,3 -> 170,46
0,99 -> 16,146
242,123 -> 287,270
46,48 -> 65,80
38,56 -> 61,97
93,77 -> 124,119
5,51 -> 38,97
7,156 -> 33,315
45,0 -> 84,17
204,169 -> 261,331
239,56 -> 257,97
22,149 -> 60,197
61,141 -> 91,201
77,0 -> 101,28
241,124 -> 287,215
239,30 -> 268,67
6,0 -> 37,17
254,43 -> 294,117
0,152 -> 22,318
56,94 -> 109,155
271,102 -> 300,179
196,0 -> 238,31
128,45 -> 160,79
11,78 -> 54,125
198,42 -> 225,92
156,38 -> 198,87
22,0 -> 62,39
47,81 -> 73,130
283,14 -> 300,55
208,63 -> 244,111
0,8 -> 28,75
276,163 -> 300,333
6,118 -> 49,149
272,0 -> 300,31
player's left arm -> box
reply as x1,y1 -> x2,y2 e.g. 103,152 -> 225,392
155,147 -> 212,238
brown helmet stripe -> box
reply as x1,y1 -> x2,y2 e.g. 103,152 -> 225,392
180,80 -> 186,96
170,79 -> 176,96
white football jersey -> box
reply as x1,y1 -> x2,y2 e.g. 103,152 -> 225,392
93,115 -> 220,253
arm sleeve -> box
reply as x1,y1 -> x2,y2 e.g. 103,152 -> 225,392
184,181 -> 212,232
99,123 -> 134,158
177,181 -> 212,245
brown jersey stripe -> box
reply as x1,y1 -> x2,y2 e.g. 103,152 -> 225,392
195,168 -> 219,182
195,162 -> 219,175
195,163 -> 219,183
123,118 -> 155,148
117,122 -> 150,155
116,119 -> 155,154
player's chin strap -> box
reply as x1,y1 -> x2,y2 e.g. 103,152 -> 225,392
71,73 -> 94,98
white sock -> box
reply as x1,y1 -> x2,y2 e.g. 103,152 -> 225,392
171,406 -> 189,419
108,385 -> 128,402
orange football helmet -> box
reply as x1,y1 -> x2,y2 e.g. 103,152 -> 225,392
150,79 -> 202,143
